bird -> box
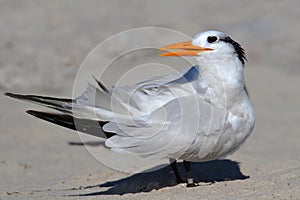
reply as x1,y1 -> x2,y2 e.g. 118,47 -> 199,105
5,30 -> 255,187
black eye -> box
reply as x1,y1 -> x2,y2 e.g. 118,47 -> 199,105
207,36 -> 218,43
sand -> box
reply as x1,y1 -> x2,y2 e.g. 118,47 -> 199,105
0,0 -> 300,199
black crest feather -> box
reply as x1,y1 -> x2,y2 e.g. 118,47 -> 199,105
221,36 -> 247,66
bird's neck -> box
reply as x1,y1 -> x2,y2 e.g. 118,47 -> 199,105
196,56 -> 247,108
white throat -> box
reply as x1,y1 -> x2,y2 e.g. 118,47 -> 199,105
196,53 -> 246,109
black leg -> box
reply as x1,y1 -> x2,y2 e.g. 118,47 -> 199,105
183,160 -> 198,187
169,158 -> 184,184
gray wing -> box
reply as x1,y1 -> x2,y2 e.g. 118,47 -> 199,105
73,65 -> 207,120
96,66 -> 222,159
6,65 -> 224,160
104,95 -> 215,160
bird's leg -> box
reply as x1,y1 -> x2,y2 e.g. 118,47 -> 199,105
169,158 -> 184,184
183,160 -> 198,187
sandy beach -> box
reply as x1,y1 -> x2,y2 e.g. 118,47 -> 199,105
0,1 -> 300,199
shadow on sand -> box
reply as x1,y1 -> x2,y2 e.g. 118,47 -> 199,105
68,159 -> 249,196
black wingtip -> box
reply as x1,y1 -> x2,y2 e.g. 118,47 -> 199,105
26,110 -> 53,121
26,110 -> 39,117
26,110 -> 114,138
4,92 -> 21,99
26,110 -> 62,121
5,92 -> 35,102
5,92 -> 73,108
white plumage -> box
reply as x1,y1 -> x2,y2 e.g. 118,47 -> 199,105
6,30 -> 255,186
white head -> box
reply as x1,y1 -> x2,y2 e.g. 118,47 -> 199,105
159,30 -> 246,67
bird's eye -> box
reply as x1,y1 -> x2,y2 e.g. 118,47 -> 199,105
207,36 -> 218,43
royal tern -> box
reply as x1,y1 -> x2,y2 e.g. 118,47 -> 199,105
5,30 -> 254,187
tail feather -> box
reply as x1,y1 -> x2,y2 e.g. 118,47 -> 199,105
26,110 -> 114,138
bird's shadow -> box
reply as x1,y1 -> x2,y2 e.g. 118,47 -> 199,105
68,159 -> 249,196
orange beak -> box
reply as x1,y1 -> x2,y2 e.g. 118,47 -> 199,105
158,41 -> 213,56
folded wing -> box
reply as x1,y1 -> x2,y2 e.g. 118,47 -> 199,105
6,66 -> 216,159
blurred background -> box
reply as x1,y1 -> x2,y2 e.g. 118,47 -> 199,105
0,0 -> 299,199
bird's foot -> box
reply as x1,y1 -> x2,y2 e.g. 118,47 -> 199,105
186,183 -> 198,187
186,178 -> 198,187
